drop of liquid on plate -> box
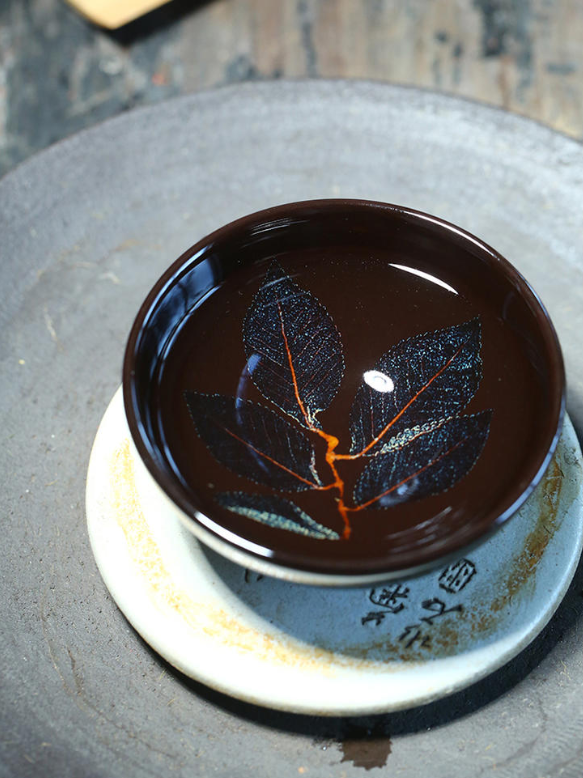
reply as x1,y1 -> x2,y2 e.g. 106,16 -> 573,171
340,736 -> 393,771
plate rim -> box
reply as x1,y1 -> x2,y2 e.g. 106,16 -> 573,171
3,79 -> 583,194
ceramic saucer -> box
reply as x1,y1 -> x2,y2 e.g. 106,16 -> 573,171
86,388 -> 583,715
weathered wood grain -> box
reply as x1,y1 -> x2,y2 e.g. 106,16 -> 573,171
0,0 -> 582,177
176,0 -> 583,136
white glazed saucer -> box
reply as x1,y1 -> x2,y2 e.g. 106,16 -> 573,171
86,388 -> 583,716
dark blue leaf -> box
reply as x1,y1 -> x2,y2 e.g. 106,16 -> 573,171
243,262 -> 344,429
350,318 -> 483,456
353,411 -> 492,510
185,392 -> 322,491
216,492 -> 340,540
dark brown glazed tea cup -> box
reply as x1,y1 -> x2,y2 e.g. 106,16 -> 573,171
123,199 -> 565,585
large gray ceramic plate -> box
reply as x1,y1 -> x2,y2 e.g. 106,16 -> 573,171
2,81 -> 583,778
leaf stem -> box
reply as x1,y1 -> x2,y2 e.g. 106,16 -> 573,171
277,300 -> 313,429
312,429 -> 351,539
276,298 -> 352,534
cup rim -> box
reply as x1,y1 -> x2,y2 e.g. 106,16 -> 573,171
122,198 -> 565,582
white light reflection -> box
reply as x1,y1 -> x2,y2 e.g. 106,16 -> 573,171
390,263 -> 458,295
193,512 -> 275,558
364,370 -> 394,393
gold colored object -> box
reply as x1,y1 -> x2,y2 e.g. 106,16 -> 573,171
66,0 -> 170,28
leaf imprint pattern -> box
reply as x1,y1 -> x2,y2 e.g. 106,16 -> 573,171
216,492 -> 340,540
186,262 -> 492,540
243,262 -> 345,430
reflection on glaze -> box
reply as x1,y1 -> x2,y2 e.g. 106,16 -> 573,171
363,370 -> 395,393
185,261 -> 492,541
389,263 -> 459,295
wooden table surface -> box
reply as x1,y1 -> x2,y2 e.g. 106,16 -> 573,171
0,0 -> 582,177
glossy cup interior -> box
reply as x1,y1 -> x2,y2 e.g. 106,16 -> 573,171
123,200 -> 564,583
